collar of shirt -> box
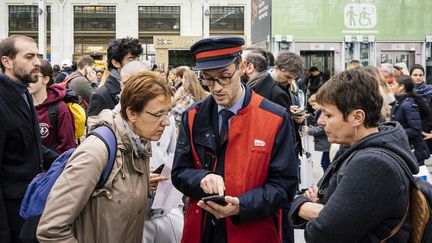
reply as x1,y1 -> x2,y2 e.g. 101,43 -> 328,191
217,84 -> 245,130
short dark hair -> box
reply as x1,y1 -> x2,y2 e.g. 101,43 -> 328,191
0,35 -> 35,72
39,59 -> 54,87
316,69 -> 382,128
53,64 -> 60,72
245,47 -> 269,72
275,52 -> 303,75
410,64 -> 425,76
107,37 -> 143,70
77,55 -> 94,70
120,71 -> 173,121
309,66 -> 319,72
266,51 -> 275,67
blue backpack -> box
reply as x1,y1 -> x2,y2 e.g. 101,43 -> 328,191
19,125 -> 117,219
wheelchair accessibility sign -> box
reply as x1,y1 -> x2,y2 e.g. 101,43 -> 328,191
344,3 -> 376,29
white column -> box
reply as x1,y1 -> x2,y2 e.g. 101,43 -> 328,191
116,1 -> 138,38
0,3 -> 6,40
38,0 -> 47,59
203,0 -> 209,38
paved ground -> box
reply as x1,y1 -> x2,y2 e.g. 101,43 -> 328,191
293,135 -> 432,243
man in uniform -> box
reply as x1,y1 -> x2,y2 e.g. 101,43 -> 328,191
172,36 -> 298,243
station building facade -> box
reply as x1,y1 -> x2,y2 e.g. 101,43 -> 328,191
1,0 -> 250,69
252,0 -> 432,83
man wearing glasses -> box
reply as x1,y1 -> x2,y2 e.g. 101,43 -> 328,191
172,36 -> 298,243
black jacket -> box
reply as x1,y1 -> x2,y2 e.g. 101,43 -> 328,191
0,73 -> 43,242
87,74 -> 121,117
289,122 -> 418,242
246,72 -> 291,108
391,93 -> 430,164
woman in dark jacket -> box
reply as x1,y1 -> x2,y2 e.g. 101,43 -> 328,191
390,75 -> 430,165
289,69 -> 418,242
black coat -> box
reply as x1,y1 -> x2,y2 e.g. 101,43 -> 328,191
391,93 -> 430,164
87,74 -> 121,117
247,73 -> 291,108
0,73 -> 43,242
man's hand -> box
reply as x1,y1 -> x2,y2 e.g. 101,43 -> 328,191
149,173 -> 168,192
86,67 -> 98,84
290,105 -> 306,124
200,173 -> 225,196
197,195 -> 240,219
303,126 -> 309,133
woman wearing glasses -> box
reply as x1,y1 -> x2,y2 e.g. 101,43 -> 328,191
37,71 -> 173,243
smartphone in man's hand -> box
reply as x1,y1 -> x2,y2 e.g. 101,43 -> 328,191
202,195 -> 228,206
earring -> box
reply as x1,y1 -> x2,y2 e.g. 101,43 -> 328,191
353,124 -> 358,137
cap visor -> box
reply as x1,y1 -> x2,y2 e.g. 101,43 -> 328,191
195,57 -> 237,70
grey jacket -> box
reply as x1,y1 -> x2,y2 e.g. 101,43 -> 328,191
68,71 -> 97,108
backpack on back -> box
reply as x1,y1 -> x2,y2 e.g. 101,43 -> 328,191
59,74 -> 89,110
376,148 -> 432,243
48,86 -> 86,142
19,125 -> 117,220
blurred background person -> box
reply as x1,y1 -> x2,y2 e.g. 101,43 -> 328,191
172,69 -> 208,129
379,63 -> 395,85
390,75 -> 430,166
364,66 -> 395,121
28,59 -> 76,154
346,59 -> 362,70
303,94 -> 330,172
393,62 -> 409,76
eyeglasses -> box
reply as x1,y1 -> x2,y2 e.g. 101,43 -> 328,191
201,65 -> 239,87
145,110 -> 172,121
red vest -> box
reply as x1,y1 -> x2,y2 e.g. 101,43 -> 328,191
182,93 -> 284,243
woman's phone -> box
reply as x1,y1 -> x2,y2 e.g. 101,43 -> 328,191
202,195 -> 228,206
152,164 -> 165,174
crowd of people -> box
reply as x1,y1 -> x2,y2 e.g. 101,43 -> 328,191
1,34 -> 432,243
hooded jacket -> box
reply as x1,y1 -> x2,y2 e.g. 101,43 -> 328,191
290,122 -> 419,242
35,85 -> 76,154
37,110 -> 150,243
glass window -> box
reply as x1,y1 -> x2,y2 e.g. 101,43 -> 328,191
74,6 -> 116,31
209,6 -> 244,34
426,43 -> 432,84
138,6 -> 180,33
9,5 -> 51,32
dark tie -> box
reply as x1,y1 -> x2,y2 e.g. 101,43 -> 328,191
219,109 -> 235,144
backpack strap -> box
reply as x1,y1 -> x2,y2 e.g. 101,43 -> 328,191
47,102 -> 60,150
88,125 -> 118,189
364,148 -> 414,242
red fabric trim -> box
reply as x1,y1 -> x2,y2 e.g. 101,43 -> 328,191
195,46 -> 242,59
